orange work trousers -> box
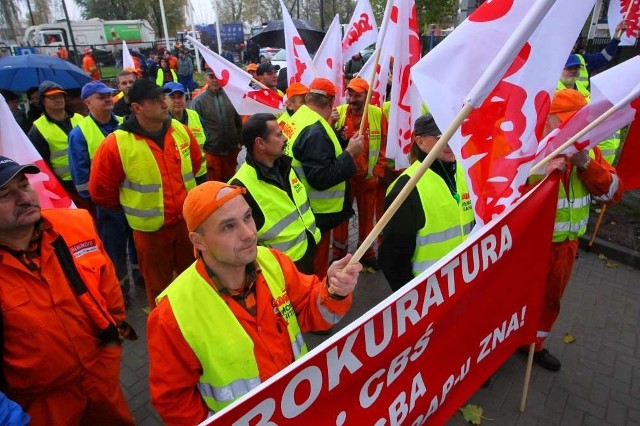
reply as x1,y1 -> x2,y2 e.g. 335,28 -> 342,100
332,175 -> 377,261
133,221 -> 194,308
206,149 -> 240,183
535,239 -> 579,351
13,345 -> 134,426
313,231 -> 330,280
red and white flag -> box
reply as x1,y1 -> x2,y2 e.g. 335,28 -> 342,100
536,56 -> 640,161
0,94 -> 74,208
357,0 -> 396,108
280,0 -> 316,87
188,36 -> 284,115
313,15 -> 345,103
341,0 -> 378,60
412,0 -> 594,225
608,0 -> 640,46
616,99 -> 640,190
122,40 -> 135,70
386,0 -> 421,169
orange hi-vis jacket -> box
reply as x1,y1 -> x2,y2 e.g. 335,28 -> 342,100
88,122 -> 202,228
0,209 -> 125,398
147,250 -> 352,425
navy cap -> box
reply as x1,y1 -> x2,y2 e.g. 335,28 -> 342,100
81,81 -> 115,99
128,79 -> 170,104
0,156 -> 40,187
565,54 -> 582,68
163,82 -> 186,95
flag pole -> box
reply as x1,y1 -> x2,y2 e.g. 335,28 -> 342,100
358,47 -> 382,135
530,92 -> 639,175
346,0 -> 557,267
587,204 -> 608,251
615,0 -> 635,39
519,343 -> 536,412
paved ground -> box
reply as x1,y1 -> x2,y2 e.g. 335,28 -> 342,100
120,234 -> 640,425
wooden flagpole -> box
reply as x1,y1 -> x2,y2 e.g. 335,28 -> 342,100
588,204 -> 608,250
358,47 -> 383,135
519,343 -> 536,412
615,0 -> 635,39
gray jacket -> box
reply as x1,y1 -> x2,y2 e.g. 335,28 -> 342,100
192,89 -> 242,155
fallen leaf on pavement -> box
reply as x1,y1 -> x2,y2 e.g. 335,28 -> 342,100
598,254 -> 607,260
563,333 -> 576,344
460,405 -> 483,425
606,261 -> 618,268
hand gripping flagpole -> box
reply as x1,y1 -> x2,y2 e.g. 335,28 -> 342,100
529,82 -> 640,175
347,0 -> 557,269
615,0 -> 636,39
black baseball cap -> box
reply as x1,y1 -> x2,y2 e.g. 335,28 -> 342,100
257,63 -> 280,76
414,113 -> 441,137
0,156 -> 40,187
128,79 -> 171,104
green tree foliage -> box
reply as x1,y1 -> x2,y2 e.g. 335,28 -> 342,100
0,0 -> 22,40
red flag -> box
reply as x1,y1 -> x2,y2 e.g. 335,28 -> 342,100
616,99 -> 640,191
0,94 -> 74,208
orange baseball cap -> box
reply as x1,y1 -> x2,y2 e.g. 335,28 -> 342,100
550,89 -> 587,123
286,82 -> 310,98
309,78 -> 337,97
246,63 -> 258,72
346,77 -> 369,93
183,181 -> 246,232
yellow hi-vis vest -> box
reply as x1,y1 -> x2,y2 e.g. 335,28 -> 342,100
575,53 -> 589,84
555,82 -> 620,163
335,104 -> 382,178
77,114 -> 124,159
389,160 -> 475,276
184,108 -> 207,178
33,113 -> 83,181
156,69 -> 177,86
552,152 -> 595,243
114,120 -> 196,231
156,247 -> 308,413
232,163 -> 321,261
287,104 -> 346,214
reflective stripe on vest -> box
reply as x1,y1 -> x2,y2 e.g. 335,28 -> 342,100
335,104 -> 382,178
185,109 -> 207,177
288,105 -> 346,214
552,151 -> 594,242
232,163 -> 320,261
597,130 -> 621,164
388,161 -> 475,277
576,54 -> 589,83
33,113 -> 83,181
156,247 -> 308,413
77,114 -> 123,159
115,120 -> 196,231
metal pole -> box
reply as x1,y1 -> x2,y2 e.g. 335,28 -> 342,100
189,2 -> 201,73
61,0 -> 80,67
320,0 -> 325,30
213,1 -> 223,55
158,0 -> 171,51
26,0 -> 35,26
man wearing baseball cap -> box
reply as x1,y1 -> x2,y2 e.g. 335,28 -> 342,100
192,69 -> 243,182
164,82 -> 207,180
278,82 -> 309,131
286,77 -> 363,278
256,62 -> 282,95
89,79 -> 203,310
27,81 -> 85,206
332,77 -> 387,271
147,181 -> 361,423
0,155 -> 134,424
528,89 -> 622,372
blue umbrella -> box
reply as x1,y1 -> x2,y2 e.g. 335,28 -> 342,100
0,54 -> 92,92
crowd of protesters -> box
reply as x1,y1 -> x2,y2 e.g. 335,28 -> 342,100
0,18 -> 631,425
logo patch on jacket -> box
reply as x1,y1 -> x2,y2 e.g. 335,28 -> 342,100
70,239 -> 98,258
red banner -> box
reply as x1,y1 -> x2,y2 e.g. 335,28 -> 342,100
202,175 -> 560,426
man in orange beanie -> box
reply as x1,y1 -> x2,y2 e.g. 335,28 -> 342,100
529,89 -> 622,371
147,181 -> 362,425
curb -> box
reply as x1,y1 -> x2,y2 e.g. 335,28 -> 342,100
579,234 -> 640,270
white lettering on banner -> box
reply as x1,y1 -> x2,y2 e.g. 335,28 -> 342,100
370,373 -> 428,426
477,306 -> 527,363
229,226 -> 512,425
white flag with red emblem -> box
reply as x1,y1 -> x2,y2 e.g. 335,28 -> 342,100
0,95 -> 74,209
608,0 -> 640,46
122,40 -> 135,70
188,36 -> 284,115
411,0 -> 594,225
342,0 -> 378,60
536,55 -> 640,161
386,0 -> 421,169
313,15 -> 345,103
280,0 -> 316,87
